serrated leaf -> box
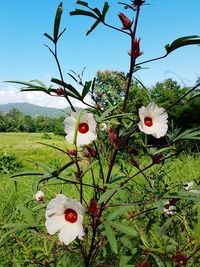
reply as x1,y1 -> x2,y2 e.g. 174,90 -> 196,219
54,2 -> 63,42
98,189 -> 116,204
104,224 -> 118,254
108,221 -> 137,237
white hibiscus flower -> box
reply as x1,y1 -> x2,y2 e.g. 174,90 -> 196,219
45,194 -> 84,245
138,103 -> 168,138
35,191 -> 44,202
64,112 -> 97,146
183,181 -> 194,191
163,200 -> 176,215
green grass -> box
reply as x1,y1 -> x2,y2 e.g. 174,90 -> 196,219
0,132 -> 200,266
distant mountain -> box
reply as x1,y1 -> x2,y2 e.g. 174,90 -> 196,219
0,102 -> 81,117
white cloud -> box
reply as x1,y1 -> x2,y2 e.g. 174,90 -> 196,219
0,84 -> 92,109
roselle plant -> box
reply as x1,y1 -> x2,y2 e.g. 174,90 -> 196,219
7,1 -> 200,266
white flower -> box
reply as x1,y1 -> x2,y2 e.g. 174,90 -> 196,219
183,181 -> 194,191
138,103 -> 168,138
64,112 -> 97,146
182,181 -> 200,194
35,191 -> 44,202
163,200 -> 176,215
45,194 -> 84,245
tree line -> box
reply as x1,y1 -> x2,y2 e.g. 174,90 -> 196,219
0,108 -> 65,135
0,74 -> 199,135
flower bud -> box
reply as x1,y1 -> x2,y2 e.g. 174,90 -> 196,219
86,145 -> 97,157
118,13 -> 133,30
129,38 -> 143,58
35,191 -> 44,202
172,251 -> 187,266
69,149 -> 78,156
75,170 -> 82,179
152,153 -> 163,164
133,0 -> 145,6
88,199 -> 99,216
55,87 -> 64,95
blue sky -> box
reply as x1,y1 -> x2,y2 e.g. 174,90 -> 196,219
0,0 -> 200,108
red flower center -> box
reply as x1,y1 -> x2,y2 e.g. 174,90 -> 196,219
64,208 -> 78,223
144,117 -> 153,127
78,122 -> 89,134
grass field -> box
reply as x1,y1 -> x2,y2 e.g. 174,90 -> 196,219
1,132 -> 200,203
0,132 -> 200,266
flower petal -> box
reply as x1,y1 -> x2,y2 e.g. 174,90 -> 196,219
76,131 -> 97,146
64,116 -> 76,134
58,220 -> 84,245
65,132 -> 74,144
45,194 -> 68,218
45,214 -> 66,235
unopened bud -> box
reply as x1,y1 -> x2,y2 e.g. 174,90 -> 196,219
118,13 -> 133,30
55,87 -> 64,95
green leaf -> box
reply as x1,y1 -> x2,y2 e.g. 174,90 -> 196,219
70,9 -> 98,19
76,1 -> 89,7
108,221 -> 137,237
98,189 -> 116,204
98,105 -> 117,122
86,19 -> 101,36
11,171 -> 43,178
27,159 -> 53,173
172,127 -> 200,142
44,33 -> 54,43
164,191 -> 200,201
107,206 -> 131,221
51,78 -> 82,99
54,2 -> 63,42
119,256 -> 132,267
102,2 -> 110,19
196,202 -> 200,243
104,223 -> 118,254
82,80 -> 92,99
165,35 -> 200,55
